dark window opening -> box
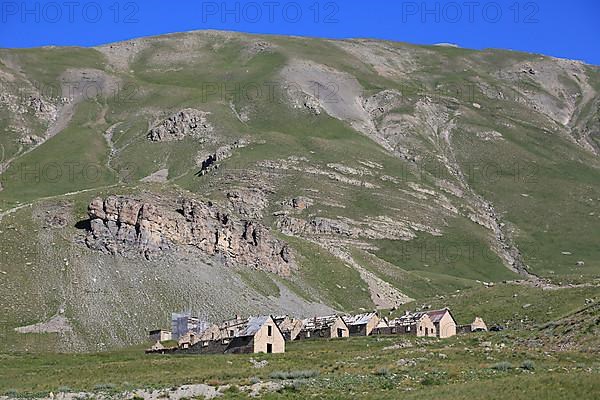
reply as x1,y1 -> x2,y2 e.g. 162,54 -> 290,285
267,343 -> 273,353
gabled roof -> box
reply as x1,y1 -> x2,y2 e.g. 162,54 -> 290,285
237,316 -> 271,337
343,312 -> 378,326
301,315 -> 347,331
390,312 -> 430,326
232,316 -> 285,339
425,308 -> 456,324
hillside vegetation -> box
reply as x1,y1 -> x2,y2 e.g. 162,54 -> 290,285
0,30 -> 599,352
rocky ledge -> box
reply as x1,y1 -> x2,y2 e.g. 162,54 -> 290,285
85,196 -> 295,275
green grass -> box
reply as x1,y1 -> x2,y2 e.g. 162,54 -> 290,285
452,97 -> 600,280
1,333 -> 598,399
0,47 -> 106,88
284,236 -> 373,312
372,217 -> 518,286
392,283 -> 600,328
351,247 -> 478,300
0,101 -> 116,207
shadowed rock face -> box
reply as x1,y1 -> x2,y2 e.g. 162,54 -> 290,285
86,196 -> 295,275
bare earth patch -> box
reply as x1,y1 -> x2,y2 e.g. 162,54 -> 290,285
15,315 -> 73,334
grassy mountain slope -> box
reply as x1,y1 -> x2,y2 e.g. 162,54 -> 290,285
0,30 -> 599,351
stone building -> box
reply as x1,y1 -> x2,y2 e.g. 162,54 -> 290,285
297,315 -> 349,340
225,315 -> 285,354
386,311 -> 437,337
177,323 -> 223,349
177,316 -> 285,355
458,317 -> 488,333
219,315 -> 248,338
425,308 -> 457,339
149,329 -> 172,342
343,312 -> 381,336
145,341 -> 169,354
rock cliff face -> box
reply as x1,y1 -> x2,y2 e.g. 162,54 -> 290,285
85,196 -> 295,275
147,108 -> 213,142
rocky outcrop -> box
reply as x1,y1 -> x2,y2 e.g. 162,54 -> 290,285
85,196 -> 295,275
283,196 -> 314,211
147,109 -> 213,142
196,139 -> 250,175
276,215 -> 417,241
227,188 -> 269,219
362,89 -> 405,119
259,157 -> 380,189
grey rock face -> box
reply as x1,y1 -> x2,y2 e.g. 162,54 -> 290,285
147,108 -> 213,142
85,196 -> 295,275
227,188 -> 269,219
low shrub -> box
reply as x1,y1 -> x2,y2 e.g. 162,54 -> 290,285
222,385 -> 240,393
249,376 -> 261,385
278,381 -> 305,393
374,367 -> 391,376
93,383 -> 117,392
491,362 -> 513,371
269,370 -> 319,380
521,360 -> 535,370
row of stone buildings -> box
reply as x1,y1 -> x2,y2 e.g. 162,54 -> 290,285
146,308 -> 487,355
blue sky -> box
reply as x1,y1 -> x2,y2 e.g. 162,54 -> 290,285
1,0 -> 599,65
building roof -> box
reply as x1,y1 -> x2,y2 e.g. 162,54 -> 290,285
390,311 -> 429,326
301,315 -> 346,331
343,312 -> 378,326
149,329 -> 170,334
425,308 -> 456,324
221,315 -> 285,339
274,316 -> 302,332
237,316 -> 271,337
